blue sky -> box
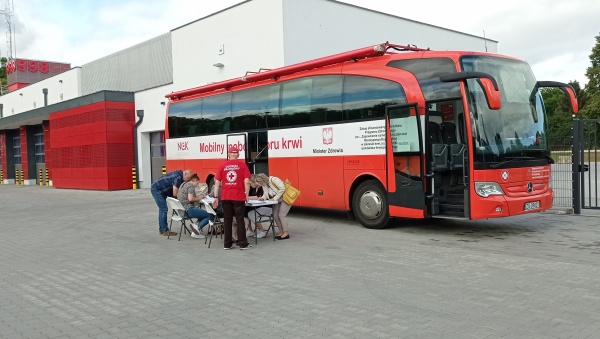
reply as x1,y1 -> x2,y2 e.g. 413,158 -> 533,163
7,0 -> 599,85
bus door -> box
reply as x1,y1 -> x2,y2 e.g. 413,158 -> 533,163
424,101 -> 469,218
246,131 -> 269,175
386,104 -> 426,215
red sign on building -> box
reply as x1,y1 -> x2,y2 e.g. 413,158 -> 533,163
6,58 -> 71,92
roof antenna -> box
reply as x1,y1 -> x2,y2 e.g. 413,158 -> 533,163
483,30 -> 488,52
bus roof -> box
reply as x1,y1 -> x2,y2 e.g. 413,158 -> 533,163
165,42 -> 523,101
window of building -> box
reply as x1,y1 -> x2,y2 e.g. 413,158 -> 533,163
13,136 -> 21,165
34,132 -> 45,163
150,132 -> 166,157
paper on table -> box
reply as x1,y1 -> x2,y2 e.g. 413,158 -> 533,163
247,199 -> 263,204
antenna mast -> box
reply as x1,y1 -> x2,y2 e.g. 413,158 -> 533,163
483,30 -> 488,52
0,0 -> 13,59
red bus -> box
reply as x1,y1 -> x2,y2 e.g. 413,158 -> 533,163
164,42 -> 578,229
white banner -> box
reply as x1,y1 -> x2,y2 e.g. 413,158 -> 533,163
166,120 -> 390,160
166,134 -> 247,160
267,120 -> 386,158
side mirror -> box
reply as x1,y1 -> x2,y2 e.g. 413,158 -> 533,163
440,71 -> 501,110
536,81 -> 579,113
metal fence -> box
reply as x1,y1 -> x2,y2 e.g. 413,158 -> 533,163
574,119 -> 600,210
549,135 -> 573,208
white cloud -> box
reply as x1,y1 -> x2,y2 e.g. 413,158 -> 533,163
3,0 -> 598,86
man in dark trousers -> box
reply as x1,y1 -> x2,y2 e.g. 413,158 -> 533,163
212,145 -> 252,250
151,169 -> 194,236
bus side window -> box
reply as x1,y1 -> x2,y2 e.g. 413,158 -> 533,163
343,76 -> 407,121
167,98 -> 202,137
281,78 -> 312,127
231,85 -> 280,132
202,92 -> 232,134
310,76 -> 343,123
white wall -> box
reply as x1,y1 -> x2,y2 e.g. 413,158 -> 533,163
134,84 -> 173,188
170,0 -> 285,93
0,68 -> 82,117
282,0 -> 497,65
137,0 -> 502,188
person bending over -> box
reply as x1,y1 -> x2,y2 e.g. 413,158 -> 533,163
249,173 -> 291,240
246,183 -> 269,239
151,169 -> 193,236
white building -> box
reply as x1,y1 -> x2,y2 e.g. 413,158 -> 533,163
0,0 -> 496,189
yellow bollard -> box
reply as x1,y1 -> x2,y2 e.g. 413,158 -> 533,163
15,169 -> 19,185
20,169 -> 24,185
132,166 -> 137,190
162,165 -> 166,175
45,168 -> 49,186
39,169 -> 43,186
0,169 -> 3,184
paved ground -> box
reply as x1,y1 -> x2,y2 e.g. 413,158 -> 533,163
1,185 -> 600,339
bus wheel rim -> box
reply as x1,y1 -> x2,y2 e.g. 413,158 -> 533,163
359,190 -> 383,220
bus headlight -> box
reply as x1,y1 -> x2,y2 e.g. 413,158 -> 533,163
474,182 -> 505,198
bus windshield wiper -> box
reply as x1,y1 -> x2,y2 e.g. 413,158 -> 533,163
490,156 -> 537,169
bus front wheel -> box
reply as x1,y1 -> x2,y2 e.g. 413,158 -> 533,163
352,180 -> 389,229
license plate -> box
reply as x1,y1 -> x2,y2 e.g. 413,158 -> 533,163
524,201 -> 540,211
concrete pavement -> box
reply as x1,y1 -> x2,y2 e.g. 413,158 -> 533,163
1,185 -> 599,338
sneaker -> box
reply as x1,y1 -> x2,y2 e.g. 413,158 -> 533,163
190,223 -> 200,235
240,244 -> 253,250
191,233 -> 205,239
224,245 -> 237,250
256,231 -> 267,239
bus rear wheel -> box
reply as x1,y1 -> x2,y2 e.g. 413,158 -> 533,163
352,180 -> 389,229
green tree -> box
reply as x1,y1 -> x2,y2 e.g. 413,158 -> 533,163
585,33 -> 600,97
580,33 -> 600,119
541,80 -> 584,142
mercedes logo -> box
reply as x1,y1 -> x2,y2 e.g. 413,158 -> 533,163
527,182 -> 533,193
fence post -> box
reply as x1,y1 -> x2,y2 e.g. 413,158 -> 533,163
45,168 -> 49,186
162,165 -> 166,175
572,119 -> 581,214
132,166 -> 137,190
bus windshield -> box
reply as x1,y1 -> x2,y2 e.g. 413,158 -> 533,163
460,56 -> 550,168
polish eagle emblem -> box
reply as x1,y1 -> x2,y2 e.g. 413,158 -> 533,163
323,127 -> 333,145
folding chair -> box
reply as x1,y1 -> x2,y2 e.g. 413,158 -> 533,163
201,199 -> 224,248
249,206 -> 278,243
166,197 -> 194,241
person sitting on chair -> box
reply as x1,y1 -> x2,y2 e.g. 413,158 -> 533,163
177,173 -> 211,239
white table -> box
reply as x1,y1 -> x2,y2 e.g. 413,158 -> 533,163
246,200 -> 278,243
